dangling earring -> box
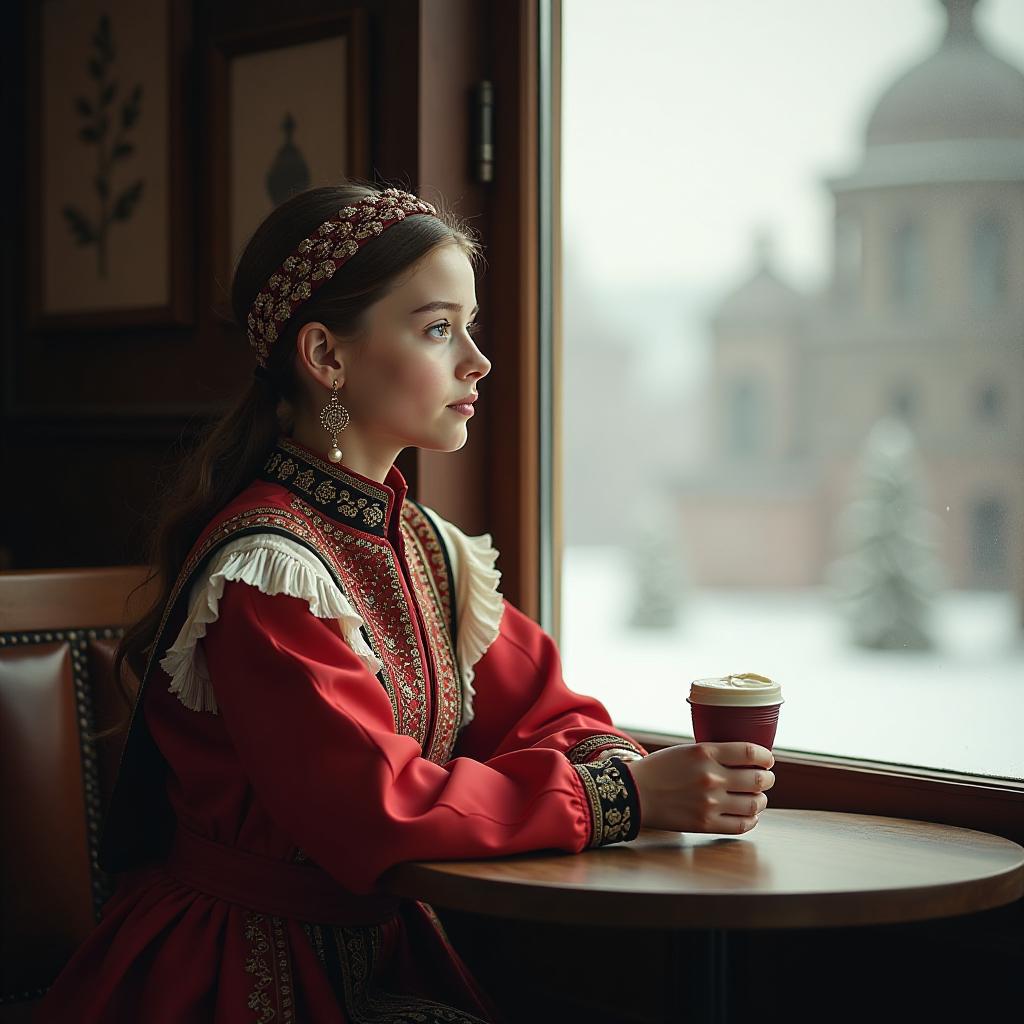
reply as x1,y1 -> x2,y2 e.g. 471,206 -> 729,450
319,379 -> 351,463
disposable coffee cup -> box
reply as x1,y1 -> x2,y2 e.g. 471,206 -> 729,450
687,673 -> 783,768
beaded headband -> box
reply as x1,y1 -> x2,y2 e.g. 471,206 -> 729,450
246,187 -> 439,368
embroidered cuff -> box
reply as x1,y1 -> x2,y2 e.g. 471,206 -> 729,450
572,756 -> 641,848
565,733 -> 648,765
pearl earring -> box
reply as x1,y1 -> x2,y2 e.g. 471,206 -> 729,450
319,379 -> 351,463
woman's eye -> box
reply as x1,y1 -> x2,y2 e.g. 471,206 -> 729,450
427,320 -> 482,339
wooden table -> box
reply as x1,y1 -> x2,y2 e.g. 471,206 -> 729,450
382,808 -> 1024,1023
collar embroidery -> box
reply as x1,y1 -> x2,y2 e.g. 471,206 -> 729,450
258,436 -> 408,539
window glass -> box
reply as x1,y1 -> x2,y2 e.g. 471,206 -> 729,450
972,213 -> 1008,308
891,221 -> 926,310
559,0 -> 1024,780
977,383 -> 1002,420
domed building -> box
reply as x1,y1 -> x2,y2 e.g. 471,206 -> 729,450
676,0 -> 1023,613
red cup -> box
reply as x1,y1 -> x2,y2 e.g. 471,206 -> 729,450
688,700 -> 781,748
688,674 -> 783,769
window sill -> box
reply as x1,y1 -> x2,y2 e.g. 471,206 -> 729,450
631,730 -> 1024,846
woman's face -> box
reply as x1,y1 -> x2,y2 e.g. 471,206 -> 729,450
299,243 -> 491,464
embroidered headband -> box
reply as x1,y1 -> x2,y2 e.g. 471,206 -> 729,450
246,187 -> 439,368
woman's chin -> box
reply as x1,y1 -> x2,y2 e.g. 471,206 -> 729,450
440,426 -> 471,452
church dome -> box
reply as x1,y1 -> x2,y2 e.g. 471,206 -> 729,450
864,0 -> 1024,147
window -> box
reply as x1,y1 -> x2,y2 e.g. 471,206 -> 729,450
972,213 -> 1008,309
728,376 -> 766,457
558,0 -> 1024,782
890,220 -> 925,310
977,382 -> 1002,421
834,213 -> 862,306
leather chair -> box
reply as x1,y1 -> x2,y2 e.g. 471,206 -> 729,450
0,566 -> 158,1023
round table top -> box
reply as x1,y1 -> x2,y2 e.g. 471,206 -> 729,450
381,808 -> 1024,929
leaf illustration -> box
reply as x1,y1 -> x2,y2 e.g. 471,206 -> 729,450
63,205 -> 98,244
94,16 -> 113,62
66,13 -> 145,276
121,84 -> 142,129
111,180 -> 144,221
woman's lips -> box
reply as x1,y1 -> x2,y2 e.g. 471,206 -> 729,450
447,403 -> 476,416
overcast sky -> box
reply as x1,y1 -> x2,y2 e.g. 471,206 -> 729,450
562,0 -> 1024,296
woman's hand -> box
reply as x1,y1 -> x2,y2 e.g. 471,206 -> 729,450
621,742 -> 775,834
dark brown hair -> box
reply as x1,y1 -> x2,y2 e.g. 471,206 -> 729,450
92,179 -> 484,742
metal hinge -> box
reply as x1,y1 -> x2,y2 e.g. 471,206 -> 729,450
472,80 -> 494,183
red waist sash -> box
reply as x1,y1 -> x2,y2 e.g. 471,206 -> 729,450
164,824 -> 402,926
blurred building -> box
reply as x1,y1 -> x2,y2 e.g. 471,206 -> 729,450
676,0 -> 1024,610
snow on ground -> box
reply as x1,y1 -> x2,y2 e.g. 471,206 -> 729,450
560,546 -> 1024,781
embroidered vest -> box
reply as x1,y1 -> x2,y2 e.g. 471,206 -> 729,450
99,438 -> 461,873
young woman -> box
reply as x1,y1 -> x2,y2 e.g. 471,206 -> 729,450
35,183 -> 775,1023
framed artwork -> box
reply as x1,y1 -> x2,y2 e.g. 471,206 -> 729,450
26,0 -> 194,329
205,13 -> 371,327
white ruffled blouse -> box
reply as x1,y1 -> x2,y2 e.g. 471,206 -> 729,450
159,509 -> 504,731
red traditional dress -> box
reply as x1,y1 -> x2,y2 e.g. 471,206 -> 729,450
35,435 -> 647,1024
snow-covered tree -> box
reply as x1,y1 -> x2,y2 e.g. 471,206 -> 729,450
825,416 -> 945,650
626,490 -> 690,629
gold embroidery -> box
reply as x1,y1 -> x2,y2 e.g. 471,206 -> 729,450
270,915 -> 296,1023
283,494 -> 428,745
243,912 -> 275,1023
400,506 -> 462,764
248,191 -> 438,367
251,485 -> 463,764
244,912 -> 296,1023
572,757 -> 640,848
565,733 -> 646,764
314,479 -> 337,504
147,440 -> 459,758
266,438 -> 393,534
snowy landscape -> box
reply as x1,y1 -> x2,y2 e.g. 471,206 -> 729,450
560,545 -> 1024,782
556,0 -> 1024,785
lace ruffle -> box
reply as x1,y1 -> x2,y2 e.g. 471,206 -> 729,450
159,507 -> 504,726
159,534 -> 383,714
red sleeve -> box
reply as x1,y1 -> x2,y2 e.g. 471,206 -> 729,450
201,581 -> 641,896
452,598 -> 649,765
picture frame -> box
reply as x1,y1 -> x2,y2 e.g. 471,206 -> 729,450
204,13 -> 371,329
26,0 -> 194,330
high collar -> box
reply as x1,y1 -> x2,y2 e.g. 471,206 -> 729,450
259,435 -> 409,541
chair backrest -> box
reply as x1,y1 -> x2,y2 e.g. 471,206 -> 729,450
0,566 -> 159,1015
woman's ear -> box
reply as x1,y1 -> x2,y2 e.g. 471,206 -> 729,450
296,322 -> 346,388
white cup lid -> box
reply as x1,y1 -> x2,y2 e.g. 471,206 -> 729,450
688,673 -> 783,707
